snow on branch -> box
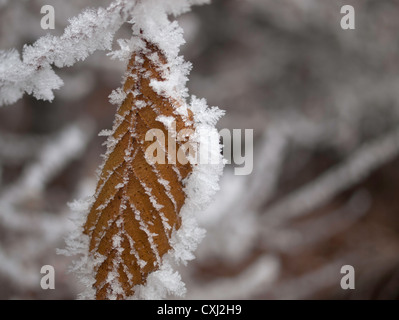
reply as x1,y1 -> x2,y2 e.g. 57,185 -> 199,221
186,255 -> 280,299
49,0 -> 223,300
0,119 -> 95,290
0,0 -> 138,106
261,190 -> 370,254
0,0 -> 144,106
0,246 -> 40,289
262,126 -> 399,226
0,0 -> 210,106
0,119 -> 94,231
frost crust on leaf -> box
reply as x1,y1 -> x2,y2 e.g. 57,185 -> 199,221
60,0 -> 224,300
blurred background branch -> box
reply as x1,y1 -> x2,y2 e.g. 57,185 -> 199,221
1,0 -> 399,299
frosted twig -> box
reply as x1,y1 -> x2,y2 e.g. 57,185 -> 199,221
0,0 -> 137,106
185,255 -> 280,299
0,176 -> 95,290
262,127 -> 399,225
0,119 -> 94,230
245,124 -> 289,209
243,113 -> 337,211
0,246 -> 40,289
267,256 -> 350,299
267,247 -> 399,299
261,190 -> 370,253
196,118 -> 324,262
0,123 -> 94,289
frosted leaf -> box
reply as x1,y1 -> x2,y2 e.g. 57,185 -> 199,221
59,0 -> 223,301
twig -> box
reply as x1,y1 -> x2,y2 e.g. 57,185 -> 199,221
261,190 -> 370,253
0,0 -> 137,105
185,255 -> 280,299
0,119 -> 94,230
262,127 -> 399,225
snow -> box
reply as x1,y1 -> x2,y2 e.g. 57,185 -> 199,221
142,183 -> 165,212
0,0 -> 212,107
156,175 -> 178,211
58,0 -> 224,300
0,49 -> 63,105
0,0 -> 137,107
98,129 -> 113,137
135,100 -> 147,109
109,88 -> 127,106
132,257 -> 186,299
132,93 -> 225,298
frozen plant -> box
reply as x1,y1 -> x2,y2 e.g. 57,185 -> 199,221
1,0 -> 224,300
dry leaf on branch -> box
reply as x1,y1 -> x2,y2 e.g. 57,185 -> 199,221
61,0 -> 225,300
84,42 -> 198,299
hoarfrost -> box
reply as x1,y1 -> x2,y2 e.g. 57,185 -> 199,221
108,88 -> 127,106
58,0 -> 223,300
0,0 -> 137,107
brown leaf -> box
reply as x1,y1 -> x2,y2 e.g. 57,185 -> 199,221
83,41 -> 194,300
